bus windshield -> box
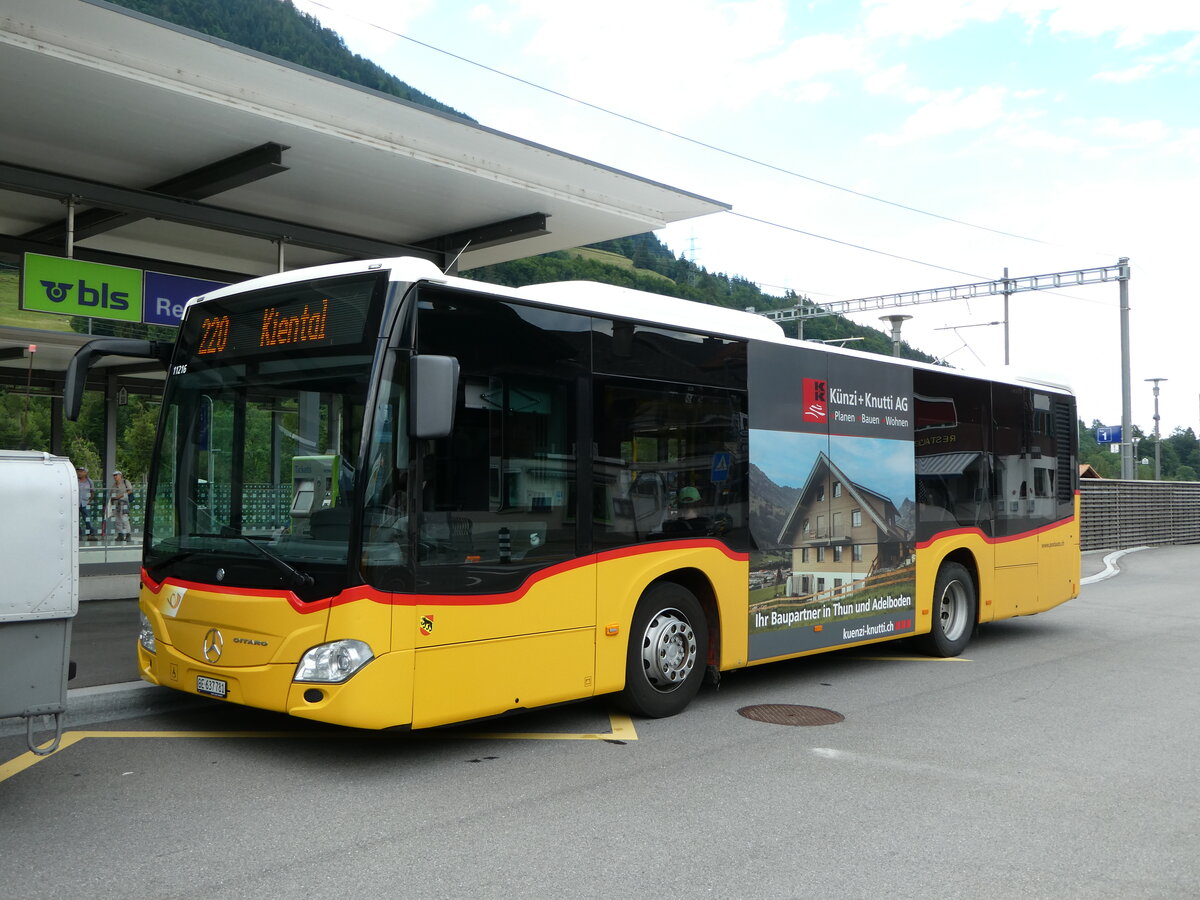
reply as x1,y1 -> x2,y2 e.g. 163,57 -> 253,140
143,272 -> 391,596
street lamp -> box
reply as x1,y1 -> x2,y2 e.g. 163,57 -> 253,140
1145,378 -> 1167,480
879,315 -> 912,357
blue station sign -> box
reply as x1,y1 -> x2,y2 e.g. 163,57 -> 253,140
143,271 -> 229,326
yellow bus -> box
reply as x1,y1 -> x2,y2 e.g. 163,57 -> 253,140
66,257 -> 1080,729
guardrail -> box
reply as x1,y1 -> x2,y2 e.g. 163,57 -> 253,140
1080,479 -> 1200,551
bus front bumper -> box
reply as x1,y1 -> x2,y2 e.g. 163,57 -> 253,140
138,643 -> 415,730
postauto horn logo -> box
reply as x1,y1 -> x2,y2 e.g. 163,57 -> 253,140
21,253 -> 143,323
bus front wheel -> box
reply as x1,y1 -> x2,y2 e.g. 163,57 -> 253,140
916,562 -> 975,657
618,582 -> 708,718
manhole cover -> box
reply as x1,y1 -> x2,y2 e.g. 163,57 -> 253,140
738,704 -> 845,726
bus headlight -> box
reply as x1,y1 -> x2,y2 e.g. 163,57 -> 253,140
139,610 -> 156,654
294,640 -> 374,683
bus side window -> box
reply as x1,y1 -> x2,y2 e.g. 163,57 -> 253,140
592,377 -> 748,550
361,351 -> 413,590
913,371 -> 991,543
411,291 -> 590,593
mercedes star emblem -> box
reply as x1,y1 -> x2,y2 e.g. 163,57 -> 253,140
202,628 -> 224,663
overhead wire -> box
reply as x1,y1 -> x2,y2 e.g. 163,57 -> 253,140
297,1 -> 1067,252
728,211 -> 986,280
297,2 -> 1117,309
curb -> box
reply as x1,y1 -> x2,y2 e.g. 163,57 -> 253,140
1,681 -> 207,738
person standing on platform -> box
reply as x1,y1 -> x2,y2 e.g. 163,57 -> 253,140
77,466 -> 97,541
109,470 -> 133,543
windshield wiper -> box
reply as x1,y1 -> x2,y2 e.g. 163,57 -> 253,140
221,527 -> 314,589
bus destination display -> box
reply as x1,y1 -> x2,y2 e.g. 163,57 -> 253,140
189,294 -> 357,361
196,297 -> 330,356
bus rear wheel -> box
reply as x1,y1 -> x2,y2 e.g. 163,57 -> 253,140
915,561 -> 975,657
619,582 -> 708,718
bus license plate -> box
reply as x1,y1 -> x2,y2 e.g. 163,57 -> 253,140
196,675 -> 227,698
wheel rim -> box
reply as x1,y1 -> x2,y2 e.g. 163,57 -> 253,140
640,608 -> 698,693
937,578 -> 970,642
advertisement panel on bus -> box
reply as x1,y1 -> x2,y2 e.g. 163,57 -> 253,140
747,345 -> 916,660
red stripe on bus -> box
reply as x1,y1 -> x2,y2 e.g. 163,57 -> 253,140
141,539 -> 749,613
914,516 -> 1076,550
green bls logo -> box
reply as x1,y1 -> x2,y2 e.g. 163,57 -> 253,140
21,254 -> 143,322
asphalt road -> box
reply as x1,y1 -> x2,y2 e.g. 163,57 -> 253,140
67,596 -> 142,688
2,545 -> 1197,899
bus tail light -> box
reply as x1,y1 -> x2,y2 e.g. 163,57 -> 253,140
294,640 -> 374,683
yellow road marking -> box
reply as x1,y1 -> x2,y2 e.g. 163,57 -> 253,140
0,711 -> 638,783
443,710 -> 638,742
0,732 -> 90,781
852,655 -> 972,662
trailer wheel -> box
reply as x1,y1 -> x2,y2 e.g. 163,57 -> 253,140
916,561 -> 975,657
618,582 -> 708,718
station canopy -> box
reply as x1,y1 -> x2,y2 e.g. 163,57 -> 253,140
0,0 -> 728,389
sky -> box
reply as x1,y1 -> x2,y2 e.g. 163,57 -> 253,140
292,0 -> 1200,438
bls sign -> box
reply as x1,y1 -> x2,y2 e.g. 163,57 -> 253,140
21,254 -> 143,323
41,278 -> 129,309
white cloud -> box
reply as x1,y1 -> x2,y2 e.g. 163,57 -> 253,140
1094,34 -> 1200,82
1165,34 -> 1200,64
863,0 -> 1200,46
766,33 -> 873,80
995,123 -> 1079,152
870,85 -> 1008,145
863,63 -> 910,95
1090,116 -> 1171,145
789,82 -> 836,104
863,65 -> 937,105
1162,128 -> 1200,161
467,4 -> 512,34
1040,1 -> 1200,47
476,0 -> 872,125
862,0 -> 1009,40
1093,64 -> 1156,83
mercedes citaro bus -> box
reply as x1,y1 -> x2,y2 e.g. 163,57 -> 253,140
66,257 -> 1079,729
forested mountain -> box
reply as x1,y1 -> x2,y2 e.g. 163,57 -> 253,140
108,0 -> 472,120
107,0 -> 932,362
469,234 -> 936,361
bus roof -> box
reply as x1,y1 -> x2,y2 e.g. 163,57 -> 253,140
511,280 -> 786,341
186,255 -> 787,342
185,256 -> 1072,397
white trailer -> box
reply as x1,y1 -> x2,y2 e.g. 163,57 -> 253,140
0,450 -> 79,754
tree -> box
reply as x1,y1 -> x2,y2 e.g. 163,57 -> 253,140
67,435 -> 101,477
118,397 -> 161,480
1078,419 -> 1120,478
1164,427 -> 1200,480
0,389 -> 52,451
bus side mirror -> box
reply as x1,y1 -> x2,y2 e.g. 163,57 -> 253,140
64,338 -> 172,421
411,354 -> 459,439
